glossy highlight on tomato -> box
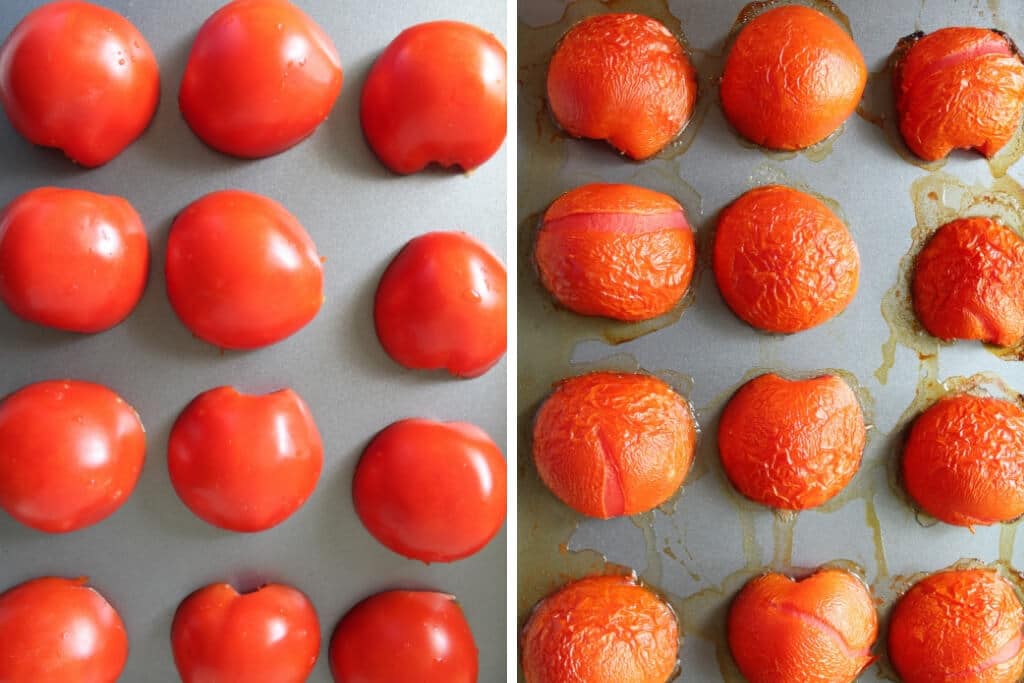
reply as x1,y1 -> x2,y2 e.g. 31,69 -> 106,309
361,21 -> 506,174
165,190 -> 324,350
0,0 -> 159,166
0,576 -> 128,683
535,183 -> 695,321
180,0 -> 343,158
329,590 -> 478,683
0,379 -> 145,533
547,13 -> 697,160
533,371 -> 696,519
168,386 -> 322,532
521,574 -> 679,683
374,231 -> 506,378
172,582 -> 320,683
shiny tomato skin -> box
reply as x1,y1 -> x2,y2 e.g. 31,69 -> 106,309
172,582 -> 320,683
168,386 -> 322,532
0,576 -> 128,683
180,0 -> 343,158
353,418 -> 506,563
0,187 -> 149,333
374,231 -> 506,378
0,380 -> 145,533
0,0 -> 159,167
361,21 -> 506,174
329,590 -> 478,683
165,190 -> 324,350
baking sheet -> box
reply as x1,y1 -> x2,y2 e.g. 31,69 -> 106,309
517,1 -> 1024,681
0,1 -> 507,680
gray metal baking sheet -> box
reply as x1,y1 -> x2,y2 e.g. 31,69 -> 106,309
0,1 -> 506,680
518,1 -> 1024,681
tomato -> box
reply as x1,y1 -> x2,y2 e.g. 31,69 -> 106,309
0,187 -> 149,333
180,0 -> 343,158
0,380 -> 145,533
0,0 -> 159,167
172,582 -> 320,683
0,577 -> 128,683
353,418 -> 506,563
374,231 -> 506,378
168,386 -> 322,532
329,590 -> 478,683
361,21 -> 506,173
165,190 -> 323,350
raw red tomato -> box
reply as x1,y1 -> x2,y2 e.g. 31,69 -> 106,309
172,582 -> 320,683
361,21 -> 506,173
165,190 -> 324,350
0,0 -> 159,167
353,418 -> 506,563
374,231 -> 506,378
0,380 -> 145,533
329,590 -> 478,683
168,386 -> 322,532
180,0 -> 343,158
0,576 -> 128,683
0,187 -> 149,333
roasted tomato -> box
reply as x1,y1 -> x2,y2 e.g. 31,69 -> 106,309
728,569 -> 877,683
0,379 -> 145,533
718,373 -> 866,511
532,372 -> 696,519
0,187 -> 149,333
713,185 -> 860,333
902,393 -> 1024,527
168,386 -> 322,532
361,21 -> 506,174
180,0 -> 342,158
535,183 -> 695,321
172,582 -> 320,683
0,577 -> 128,683
547,13 -> 697,160
889,569 -> 1024,683
329,590 -> 478,683
0,0 -> 159,166
353,418 -> 506,563
521,574 -> 679,683
894,27 -> 1024,161
165,190 -> 323,350
720,4 -> 866,150
374,231 -> 506,378
912,217 -> 1024,347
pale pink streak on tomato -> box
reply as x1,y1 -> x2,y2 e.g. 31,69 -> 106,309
541,209 -> 691,236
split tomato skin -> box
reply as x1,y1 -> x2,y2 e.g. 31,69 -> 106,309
0,187 -> 149,333
171,582 -> 320,683
179,0 -> 343,158
0,0 -> 159,167
361,21 -> 506,174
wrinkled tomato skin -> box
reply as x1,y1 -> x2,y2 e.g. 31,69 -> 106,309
180,0 -> 342,158
0,0 -> 159,167
546,13 -> 697,160
894,27 -> 1024,161
0,577 -> 128,683
374,231 -> 506,378
532,371 -> 696,519
728,569 -> 877,683
353,418 -> 506,563
171,582 -> 320,683
0,379 -> 145,533
535,183 -> 695,321
0,187 -> 149,333
168,386 -> 323,533
361,21 -> 506,174
329,590 -> 478,683
165,190 -> 324,350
